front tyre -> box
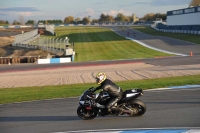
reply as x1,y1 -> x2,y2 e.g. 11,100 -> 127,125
77,106 -> 97,120
127,99 -> 146,117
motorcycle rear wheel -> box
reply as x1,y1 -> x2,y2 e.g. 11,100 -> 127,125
127,99 -> 146,117
77,106 -> 97,120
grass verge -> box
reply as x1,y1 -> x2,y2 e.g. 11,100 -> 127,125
0,74 -> 200,104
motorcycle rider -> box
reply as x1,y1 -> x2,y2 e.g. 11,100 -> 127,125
91,72 -> 124,115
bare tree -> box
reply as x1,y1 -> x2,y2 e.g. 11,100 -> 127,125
0,20 -> 9,24
189,0 -> 200,6
18,15 -> 24,25
13,20 -> 20,25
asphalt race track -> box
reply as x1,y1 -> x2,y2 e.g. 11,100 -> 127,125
0,55 -> 200,73
111,26 -> 200,56
0,88 -> 200,133
0,27 -> 200,133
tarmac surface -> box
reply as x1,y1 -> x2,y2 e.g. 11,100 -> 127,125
110,26 -> 200,55
1,88 -> 200,133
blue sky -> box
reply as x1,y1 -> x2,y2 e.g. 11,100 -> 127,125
0,0 -> 191,23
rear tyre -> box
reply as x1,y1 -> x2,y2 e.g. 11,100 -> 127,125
77,106 -> 97,120
127,99 -> 146,117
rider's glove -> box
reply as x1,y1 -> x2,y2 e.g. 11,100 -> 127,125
91,99 -> 97,107
95,91 -> 103,103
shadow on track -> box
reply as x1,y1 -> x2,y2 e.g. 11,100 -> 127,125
0,116 -> 80,122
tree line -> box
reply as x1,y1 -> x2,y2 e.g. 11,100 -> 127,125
0,12 -> 167,25
189,0 -> 200,6
0,13 -> 167,25
0,20 -> 9,25
62,13 -> 166,24
0,19 -> 63,25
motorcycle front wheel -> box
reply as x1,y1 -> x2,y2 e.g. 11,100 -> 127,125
77,106 -> 97,120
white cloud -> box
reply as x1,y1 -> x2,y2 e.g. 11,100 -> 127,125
75,8 -> 133,19
103,10 -> 132,17
19,12 -> 33,16
151,0 -> 191,6
86,8 -> 95,15
0,7 -> 40,12
75,8 -> 99,19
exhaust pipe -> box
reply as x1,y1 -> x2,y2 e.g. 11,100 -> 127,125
122,109 -> 132,114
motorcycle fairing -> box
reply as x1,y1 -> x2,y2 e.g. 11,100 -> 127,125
121,89 -> 143,102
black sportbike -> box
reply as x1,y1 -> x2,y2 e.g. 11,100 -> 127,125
77,87 -> 146,120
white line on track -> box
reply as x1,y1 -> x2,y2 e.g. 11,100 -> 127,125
52,127 -> 200,133
126,37 -> 188,56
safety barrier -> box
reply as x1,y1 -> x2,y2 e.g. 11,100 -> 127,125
0,56 -> 42,64
37,57 -> 71,64
12,29 -> 39,46
10,28 -> 65,55
45,25 -> 55,35
151,26 -> 200,35
28,37 -> 67,55
0,25 -> 32,29
0,56 -> 74,65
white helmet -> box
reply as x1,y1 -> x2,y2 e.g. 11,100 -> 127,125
96,72 -> 106,84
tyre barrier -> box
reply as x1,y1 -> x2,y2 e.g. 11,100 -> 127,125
0,56 -> 41,64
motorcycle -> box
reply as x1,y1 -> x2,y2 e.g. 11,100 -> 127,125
77,87 -> 146,120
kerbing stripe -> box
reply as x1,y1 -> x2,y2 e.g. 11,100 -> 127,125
170,85 -> 200,89
183,129 -> 200,133
144,88 -> 173,91
120,129 -> 188,133
53,129 -> 200,133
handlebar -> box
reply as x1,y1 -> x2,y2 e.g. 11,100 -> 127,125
88,86 -> 96,92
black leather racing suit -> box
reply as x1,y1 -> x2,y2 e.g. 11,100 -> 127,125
95,79 -> 123,111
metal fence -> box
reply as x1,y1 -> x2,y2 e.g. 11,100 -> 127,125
10,27 -> 67,55
151,25 -> 200,35
12,29 -> 39,46
46,25 -> 55,35
28,37 -> 67,55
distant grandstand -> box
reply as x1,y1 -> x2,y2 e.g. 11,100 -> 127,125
154,6 -> 200,34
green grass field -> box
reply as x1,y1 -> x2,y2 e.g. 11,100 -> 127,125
131,26 -> 200,44
43,26 -> 172,62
